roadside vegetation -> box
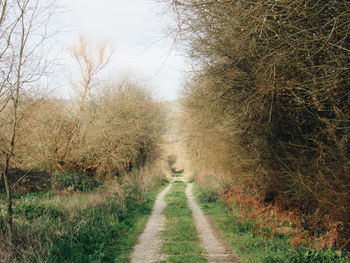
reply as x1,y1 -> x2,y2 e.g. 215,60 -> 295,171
0,1 -> 167,261
162,0 -> 350,258
2,172 -> 166,262
194,182 -> 350,263
0,81 -> 167,262
0,60 -> 166,261
160,182 -> 207,263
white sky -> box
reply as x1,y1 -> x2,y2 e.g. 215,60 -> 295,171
53,0 -> 187,101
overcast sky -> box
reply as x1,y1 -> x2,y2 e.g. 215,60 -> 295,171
54,0 -> 187,101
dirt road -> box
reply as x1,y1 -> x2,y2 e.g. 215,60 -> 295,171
131,182 -> 236,263
130,184 -> 172,263
186,183 -> 237,263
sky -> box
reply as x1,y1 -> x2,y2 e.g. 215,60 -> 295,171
53,0 -> 188,101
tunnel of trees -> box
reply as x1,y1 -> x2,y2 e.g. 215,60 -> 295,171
169,0 -> 350,248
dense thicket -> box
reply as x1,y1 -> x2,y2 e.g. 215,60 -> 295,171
170,0 -> 350,247
0,79 -> 164,189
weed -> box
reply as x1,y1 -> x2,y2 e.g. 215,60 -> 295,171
290,247 -> 349,263
13,202 -> 65,221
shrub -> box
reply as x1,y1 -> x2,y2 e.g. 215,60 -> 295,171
52,172 -> 101,192
1,77 -> 164,187
167,155 -> 177,168
168,0 -> 350,248
198,190 -> 218,203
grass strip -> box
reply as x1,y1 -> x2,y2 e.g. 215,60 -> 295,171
159,182 -> 207,263
193,183 -> 350,263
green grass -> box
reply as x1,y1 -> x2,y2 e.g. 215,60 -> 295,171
7,182 -> 167,263
193,183 -> 350,263
52,185 -> 167,263
159,182 -> 207,263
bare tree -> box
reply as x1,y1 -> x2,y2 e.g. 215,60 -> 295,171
0,1 -> 18,112
68,35 -> 114,112
0,0 -> 58,244
166,0 -> 350,248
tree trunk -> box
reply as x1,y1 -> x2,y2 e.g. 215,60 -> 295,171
2,159 -> 13,244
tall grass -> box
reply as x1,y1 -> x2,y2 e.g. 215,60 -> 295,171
0,168 -> 167,262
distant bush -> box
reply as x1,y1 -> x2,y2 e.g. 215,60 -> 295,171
52,172 -> 101,192
167,155 -> 177,168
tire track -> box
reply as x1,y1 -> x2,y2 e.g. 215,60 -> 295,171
186,183 -> 238,263
130,184 -> 172,263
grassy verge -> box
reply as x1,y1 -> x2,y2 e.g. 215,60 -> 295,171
193,183 -> 350,263
48,186 -> 164,263
159,182 -> 207,263
1,177 -> 168,262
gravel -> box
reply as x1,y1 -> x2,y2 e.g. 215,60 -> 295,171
130,184 -> 172,263
186,183 -> 239,263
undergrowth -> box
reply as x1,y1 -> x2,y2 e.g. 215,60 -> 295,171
46,195 -> 155,263
52,172 -> 102,192
193,183 -> 350,263
1,172 -> 168,263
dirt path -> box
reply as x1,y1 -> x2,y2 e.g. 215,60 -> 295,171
186,183 -> 237,263
130,184 -> 172,263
